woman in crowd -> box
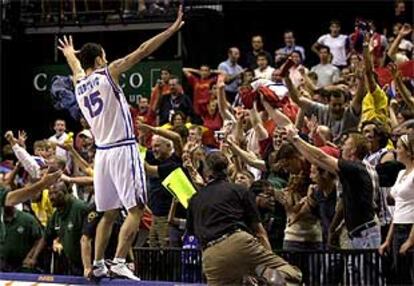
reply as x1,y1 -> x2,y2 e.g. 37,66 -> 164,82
379,133 -> 414,284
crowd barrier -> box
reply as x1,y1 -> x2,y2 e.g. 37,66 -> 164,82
133,247 -> 413,285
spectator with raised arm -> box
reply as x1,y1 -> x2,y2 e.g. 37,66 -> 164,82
271,143 -> 322,252
284,68 -> 363,142
389,23 -> 413,61
183,65 -> 220,117
268,106 -> 402,248
389,62 -> 414,112
361,33 -> 389,125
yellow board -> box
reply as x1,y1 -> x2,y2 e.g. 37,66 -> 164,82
162,168 -> 196,209
138,144 -> 147,161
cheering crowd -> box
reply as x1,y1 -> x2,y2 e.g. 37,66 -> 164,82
0,0 -> 414,284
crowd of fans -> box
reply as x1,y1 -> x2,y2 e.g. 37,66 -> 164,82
0,0 -> 413,284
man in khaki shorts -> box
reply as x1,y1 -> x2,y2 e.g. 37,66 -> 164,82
186,151 -> 302,285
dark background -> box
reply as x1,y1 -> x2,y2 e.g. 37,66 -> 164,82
1,0 -> 412,148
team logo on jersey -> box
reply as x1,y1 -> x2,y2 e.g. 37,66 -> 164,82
17,226 -> 24,234
88,212 -> 98,222
67,221 -> 74,230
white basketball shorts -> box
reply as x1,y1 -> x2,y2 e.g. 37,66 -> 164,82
94,142 -> 147,212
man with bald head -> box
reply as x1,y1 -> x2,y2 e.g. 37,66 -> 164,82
218,47 -> 244,103
144,135 -> 183,247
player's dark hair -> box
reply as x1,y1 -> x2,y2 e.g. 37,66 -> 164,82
78,43 -> 104,70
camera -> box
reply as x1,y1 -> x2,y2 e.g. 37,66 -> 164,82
214,130 -> 225,141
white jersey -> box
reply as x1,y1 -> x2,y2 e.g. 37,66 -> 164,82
250,79 -> 288,100
75,67 -> 135,147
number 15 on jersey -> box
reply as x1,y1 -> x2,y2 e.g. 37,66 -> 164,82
84,91 -> 103,118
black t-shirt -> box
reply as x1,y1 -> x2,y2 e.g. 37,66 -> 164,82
337,159 -> 405,231
244,50 -> 274,69
338,159 -> 375,231
186,178 -> 260,246
158,93 -> 193,125
376,160 -> 405,187
146,151 -> 182,216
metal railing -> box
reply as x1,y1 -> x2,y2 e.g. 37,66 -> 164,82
133,247 -> 413,285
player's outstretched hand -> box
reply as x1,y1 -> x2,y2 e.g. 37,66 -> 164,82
170,5 -> 185,32
57,35 -> 79,57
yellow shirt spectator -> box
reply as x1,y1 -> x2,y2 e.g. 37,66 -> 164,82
362,84 -> 389,125
31,189 -> 54,227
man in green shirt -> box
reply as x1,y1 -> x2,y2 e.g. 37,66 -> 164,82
0,170 -> 62,270
2,207 -> 43,271
30,181 -> 88,275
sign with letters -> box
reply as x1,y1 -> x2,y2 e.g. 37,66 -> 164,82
32,60 -> 182,104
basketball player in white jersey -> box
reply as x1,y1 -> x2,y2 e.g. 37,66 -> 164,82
57,7 -> 184,280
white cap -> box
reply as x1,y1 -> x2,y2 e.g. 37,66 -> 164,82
78,129 -> 93,139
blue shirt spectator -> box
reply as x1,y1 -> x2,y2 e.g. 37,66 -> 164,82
218,47 -> 244,94
275,31 -> 306,65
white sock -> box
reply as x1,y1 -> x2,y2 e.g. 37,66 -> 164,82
93,259 -> 105,267
113,257 -> 126,264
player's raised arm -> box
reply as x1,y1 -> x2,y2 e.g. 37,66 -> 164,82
57,35 -> 85,84
109,5 -> 185,80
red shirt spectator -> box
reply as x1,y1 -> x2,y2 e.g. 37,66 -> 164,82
201,99 -> 223,147
149,83 -> 172,112
130,97 -> 156,147
183,66 -> 219,116
149,69 -> 173,111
